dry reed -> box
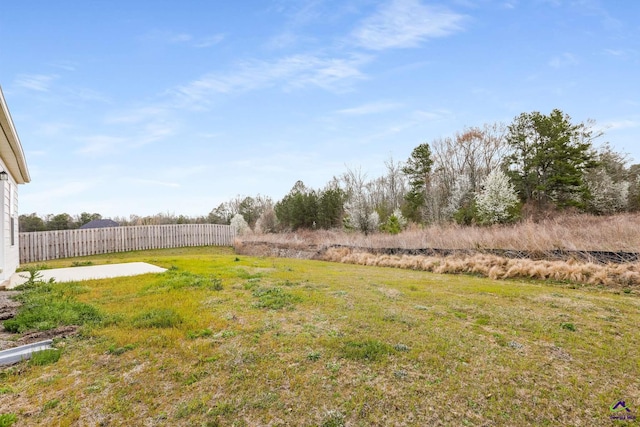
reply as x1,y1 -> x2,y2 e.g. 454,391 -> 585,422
320,247 -> 640,289
238,213 -> 640,252
235,213 -> 640,289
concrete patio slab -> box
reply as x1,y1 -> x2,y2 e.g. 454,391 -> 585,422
7,262 -> 167,289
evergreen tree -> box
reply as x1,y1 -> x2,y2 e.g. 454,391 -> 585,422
504,109 -> 598,210
274,181 -> 319,230
402,143 -> 433,222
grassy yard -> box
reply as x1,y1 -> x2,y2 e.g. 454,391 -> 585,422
1,247 -> 639,426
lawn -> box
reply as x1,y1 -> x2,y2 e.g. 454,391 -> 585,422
1,246 -> 639,426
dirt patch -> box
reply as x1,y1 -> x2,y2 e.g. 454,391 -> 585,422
0,326 -> 79,352
0,291 -> 20,321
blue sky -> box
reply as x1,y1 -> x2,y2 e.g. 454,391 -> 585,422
1,0 -> 639,218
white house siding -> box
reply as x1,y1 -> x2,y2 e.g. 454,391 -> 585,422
0,86 -> 30,285
0,160 -> 20,282
6,180 -> 19,280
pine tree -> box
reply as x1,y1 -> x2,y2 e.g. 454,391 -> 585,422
504,109 -> 598,210
402,143 -> 433,223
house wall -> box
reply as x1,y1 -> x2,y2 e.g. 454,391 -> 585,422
0,157 -> 19,283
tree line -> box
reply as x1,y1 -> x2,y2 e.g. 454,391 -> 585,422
20,109 -> 640,234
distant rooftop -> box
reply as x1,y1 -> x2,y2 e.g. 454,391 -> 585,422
79,219 -> 119,229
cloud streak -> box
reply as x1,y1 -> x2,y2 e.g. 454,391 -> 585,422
352,0 -> 465,50
336,101 -> 403,115
15,74 -> 59,92
549,52 -> 579,68
141,30 -> 225,48
174,53 -> 370,107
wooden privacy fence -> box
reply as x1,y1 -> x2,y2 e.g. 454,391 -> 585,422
19,224 -> 236,263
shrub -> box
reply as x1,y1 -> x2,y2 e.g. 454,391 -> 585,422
380,209 -> 406,234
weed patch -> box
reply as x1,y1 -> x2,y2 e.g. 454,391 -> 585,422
71,261 -> 94,267
175,397 -> 208,419
252,287 -> 301,310
3,282 -> 102,333
321,410 -> 345,427
0,414 -> 17,427
29,349 -> 61,366
42,399 -> 60,410
132,308 -> 183,328
341,339 -> 394,362
148,270 -> 223,292
107,344 -> 135,355
186,329 -> 213,339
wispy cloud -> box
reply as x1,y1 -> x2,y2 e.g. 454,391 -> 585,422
21,180 -> 94,204
603,48 -> 637,59
63,87 -> 111,104
49,61 -> 78,71
193,34 -> 225,48
131,179 -> 180,189
135,122 -> 176,146
174,53 -> 370,106
598,118 -> 640,131
352,0 -> 466,50
106,105 -> 170,124
141,30 -> 225,48
549,52 -> 579,68
75,119 -> 177,156
336,101 -> 403,115
14,74 -> 58,92
412,109 -> 453,121
75,135 -> 127,156
265,31 -> 302,50
34,121 -> 73,137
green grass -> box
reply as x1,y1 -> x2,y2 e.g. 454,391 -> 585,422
29,349 -> 62,366
0,414 -> 17,427
3,281 -> 103,333
0,246 -> 638,426
341,339 -> 394,362
132,308 -> 183,328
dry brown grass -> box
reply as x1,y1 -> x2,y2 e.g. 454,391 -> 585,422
235,213 -> 640,289
320,247 -> 640,289
239,212 -> 640,252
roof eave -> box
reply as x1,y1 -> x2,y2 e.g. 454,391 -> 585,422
0,86 -> 31,184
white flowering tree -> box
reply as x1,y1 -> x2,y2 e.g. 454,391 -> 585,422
585,169 -> 629,214
475,169 -> 519,224
230,213 -> 251,235
344,199 -> 379,234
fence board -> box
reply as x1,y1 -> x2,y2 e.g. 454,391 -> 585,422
19,224 -> 236,263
